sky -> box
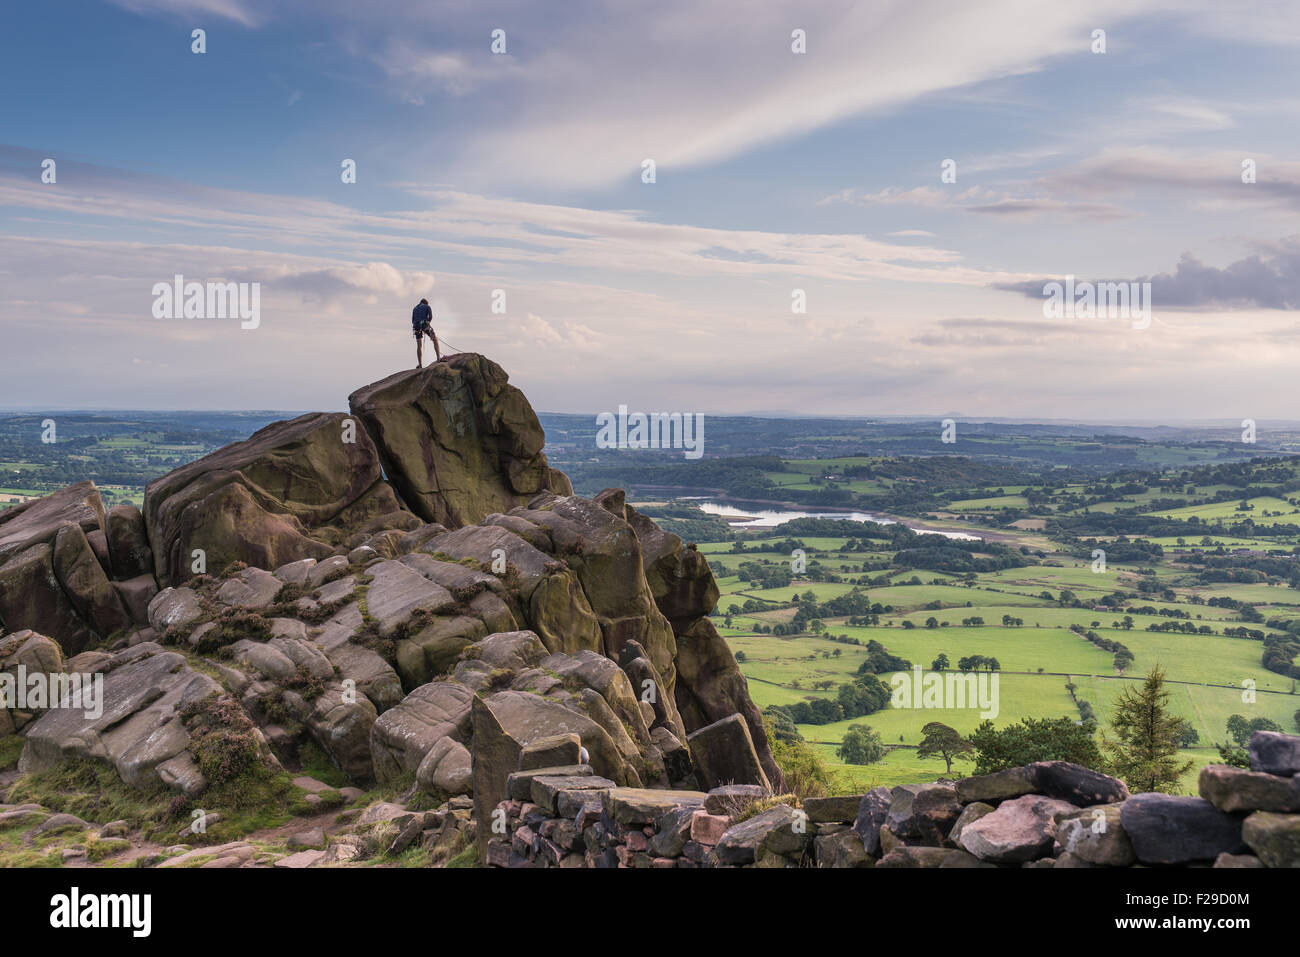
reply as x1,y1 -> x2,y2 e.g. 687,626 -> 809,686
3,0 -> 1300,419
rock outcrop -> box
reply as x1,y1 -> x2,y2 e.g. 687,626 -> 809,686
0,355 -> 779,843
347,354 -> 571,528
626,503 -> 778,785
143,411 -> 415,587
0,483 -> 131,654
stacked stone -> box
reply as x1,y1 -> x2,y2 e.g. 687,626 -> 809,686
485,732 -> 1300,868
849,731 -> 1300,868
485,782 -> 867,868
1191,731 -> 1300,868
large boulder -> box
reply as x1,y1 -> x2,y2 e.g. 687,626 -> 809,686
0,481 -> 105,565
471,693 -> 523,858
302,684 -> 378,782
853,786 -> 894,855
885,783 -> 962,846
671,617 -> 779,787
686,714 -> 771,792
1119,793 -> 1247,865
0,483 -> 132,652
1241,811 -> 1300,867
0,630 -> 65,733
51,524 -> 130,637
478,689 -> 636,787
1250,730 -> 1300,778
369,681 -> 474,783
711,804 -> 812,866
346,354 -> 570,528
417,738 -> 473,796
955,761 -> 1127,807
1055,804 -> 1136,866
1199,764 -> 1300,813
143,411 -> 410,586
0,544 -> 98,654
18,642 -> 227,792
957,794 -> 1075,864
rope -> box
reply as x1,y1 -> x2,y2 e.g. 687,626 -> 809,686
436,334 -> 469,356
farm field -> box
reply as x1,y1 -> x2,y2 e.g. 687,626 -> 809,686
682,472 -> 1300,796
1152,496 -> 1300,526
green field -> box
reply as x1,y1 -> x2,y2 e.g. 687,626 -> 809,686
694,490 -> 1300,795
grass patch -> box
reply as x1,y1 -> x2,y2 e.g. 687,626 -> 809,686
296,739 -> 351,789
443,841 -> 480,868
731,794 -> 799,824
8,759 -> 175,837
0,734 -> 25,771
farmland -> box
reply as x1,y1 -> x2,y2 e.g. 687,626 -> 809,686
645,447 -> 1300,795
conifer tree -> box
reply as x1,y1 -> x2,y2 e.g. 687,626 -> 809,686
1103,665 -> 1193,793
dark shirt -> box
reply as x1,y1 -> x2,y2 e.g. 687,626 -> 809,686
412,302 -> 432,328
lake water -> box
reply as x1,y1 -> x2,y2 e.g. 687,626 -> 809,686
691,500 -> 981,541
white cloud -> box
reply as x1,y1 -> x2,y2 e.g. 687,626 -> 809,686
110,0 -> 263,28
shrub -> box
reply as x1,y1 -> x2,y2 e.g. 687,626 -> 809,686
765,720 -> 833,799
284,665 -> 326,702
180,695 -> 271,801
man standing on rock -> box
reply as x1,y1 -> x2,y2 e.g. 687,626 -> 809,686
412,298 -> 441,368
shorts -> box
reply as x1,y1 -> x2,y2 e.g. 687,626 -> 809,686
413,321 -> 432,340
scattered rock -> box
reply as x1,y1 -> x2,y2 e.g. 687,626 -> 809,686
288,827 -> 326,850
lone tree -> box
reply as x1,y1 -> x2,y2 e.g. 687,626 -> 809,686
837,724 -> 885,765
1103,665 -> 1193,793
917,721 -> 976,775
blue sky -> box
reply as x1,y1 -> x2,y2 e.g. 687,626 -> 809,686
4,0 -> 1300,418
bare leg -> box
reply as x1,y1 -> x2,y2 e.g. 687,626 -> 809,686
431,328 -> 442,361
416,335 -> 423,368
